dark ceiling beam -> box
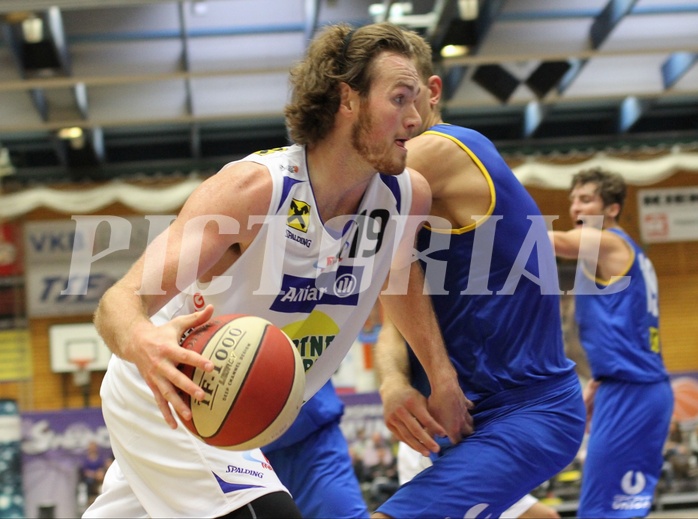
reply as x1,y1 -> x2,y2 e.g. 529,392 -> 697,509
177,2 -> 194,116
177,2 -> 198,160
442,66 -> 467,102
617,96 -> 650,133
29,88 -> 50,121
558,0 -> 639,96
662,52 -> 698,90
303,0 -> 320,42
2,8 -> 70,78
556,57 -> 585,94
439,0 -> 506,101
53,127 -> 104,172
471,64 -> 519,104
45,7 -> 70,74
525,60 -> 572,99
51,133 -> 70,169
190,124 -> 201,159
590,0 -> 639,49
91,127 -> 106,163
523,101 -> 547,138
73,82 -> 88,119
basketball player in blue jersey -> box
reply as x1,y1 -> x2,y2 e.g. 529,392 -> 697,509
549,168 -> 673,518
371,31 -> 586,519
261,379 -> 370,518
84,22 -> 471,519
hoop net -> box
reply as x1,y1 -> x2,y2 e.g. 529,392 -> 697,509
71,358 -> 92,387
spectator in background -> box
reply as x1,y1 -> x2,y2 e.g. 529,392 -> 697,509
662,419 -> 697,491
80,441 -> 108,505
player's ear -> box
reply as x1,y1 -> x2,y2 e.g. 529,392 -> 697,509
427,75 -> 442,107
339,82 -> 357,113
605,202 -> 621,220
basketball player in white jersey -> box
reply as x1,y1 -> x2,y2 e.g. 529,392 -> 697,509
84,22 -> 470,518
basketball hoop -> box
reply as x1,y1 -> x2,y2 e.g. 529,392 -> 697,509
70,358 -> 93,408
71,358 -> 92,388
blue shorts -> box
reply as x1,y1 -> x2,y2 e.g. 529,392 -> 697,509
264,418 -> 369,519
578,378 -> 673,518
377,372 -> 585,519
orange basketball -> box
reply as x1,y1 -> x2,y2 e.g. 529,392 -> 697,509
671,376 -> 698,424
177,314 -> 305,450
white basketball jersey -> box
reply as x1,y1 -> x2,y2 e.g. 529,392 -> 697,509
157,144 -> 413,400
91,145 -> 413,518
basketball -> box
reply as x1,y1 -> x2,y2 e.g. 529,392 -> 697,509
177,314 -> 305,450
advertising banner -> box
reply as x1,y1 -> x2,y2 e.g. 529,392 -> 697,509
21,408 -> 110,519
637,187 -> 698,243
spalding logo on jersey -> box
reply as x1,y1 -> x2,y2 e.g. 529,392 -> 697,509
270,266 -> 364,313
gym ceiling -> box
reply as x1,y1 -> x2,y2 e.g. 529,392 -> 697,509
0,0 -> 696,184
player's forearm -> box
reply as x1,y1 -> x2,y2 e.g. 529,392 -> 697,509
379,262 -> 456,386
548,230 -> 580,260
94,279 -> 153,362
374,314 -> 411,390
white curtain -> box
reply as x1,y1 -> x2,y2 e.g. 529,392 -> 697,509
2,151 -> 698,219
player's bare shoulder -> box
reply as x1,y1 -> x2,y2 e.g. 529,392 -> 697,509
182,160 -> 274,226
406,132 -> 469,193
405,167 -> 432,217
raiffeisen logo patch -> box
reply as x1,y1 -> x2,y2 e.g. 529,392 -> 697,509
287,198 -> 311,233
270,266 -> 363,313
282,312 -> 340,372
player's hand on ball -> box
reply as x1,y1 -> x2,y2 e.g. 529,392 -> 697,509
130,305 -> 215,429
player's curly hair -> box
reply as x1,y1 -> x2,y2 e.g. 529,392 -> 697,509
285,22 -> 416,147
572,167 -> 627,219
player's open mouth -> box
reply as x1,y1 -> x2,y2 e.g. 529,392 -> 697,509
395,139 -> 407,148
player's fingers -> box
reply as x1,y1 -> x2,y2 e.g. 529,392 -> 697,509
176,305 -> 214,332
174,340 -> 214,373
386,417 -> 435,456
148,381 -> 182,428
173,307 -> 214,372
397,409 -> 441,453
171,364 -> 208,402
404,436 -> 433,457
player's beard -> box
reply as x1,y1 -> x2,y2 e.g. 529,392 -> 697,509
351,102 -> 405,175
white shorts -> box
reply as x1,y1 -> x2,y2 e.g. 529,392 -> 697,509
84,356 -> 289,518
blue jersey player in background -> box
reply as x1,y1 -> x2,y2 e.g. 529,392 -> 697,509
549,168 -> 673,518
371,30 -> 586,519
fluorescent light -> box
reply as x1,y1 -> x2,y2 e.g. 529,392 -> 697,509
58,127 -> 83,140
22,16 -> 43,43
441,45 -> 469,58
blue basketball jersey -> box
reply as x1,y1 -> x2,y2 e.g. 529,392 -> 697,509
377,124 -> 586,519
409,124 -> 575,405
574,227 -> 668,382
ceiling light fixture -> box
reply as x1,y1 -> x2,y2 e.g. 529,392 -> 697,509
368,2 -> 413,22
58,127 -> 86,150
21,15 -> 43,43
440,44 -> 468,59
